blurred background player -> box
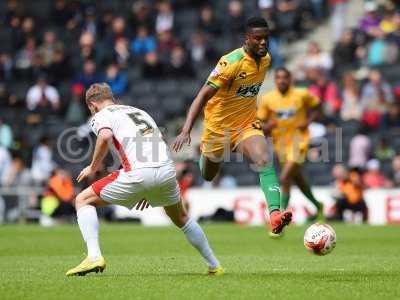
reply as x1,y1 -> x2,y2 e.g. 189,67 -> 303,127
172,17 -> 292,235
258,67 -> 324,234
66,83 -> 222,276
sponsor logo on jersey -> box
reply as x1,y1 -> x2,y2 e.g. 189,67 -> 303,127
236,82 -> 262,98
276,109 -> 296,119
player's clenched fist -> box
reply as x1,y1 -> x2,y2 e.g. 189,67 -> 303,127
172,131 -> 191,152
77,165 -> 96,183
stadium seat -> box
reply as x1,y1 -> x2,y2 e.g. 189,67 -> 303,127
129,80 -> 155,97
154,80 -> 179,96
161,95 -> 186,117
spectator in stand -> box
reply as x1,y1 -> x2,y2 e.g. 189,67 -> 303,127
157,30 -> 178,62
330,0 -> 349,41
7,15 -> 22,53
0,118 -> 13,149
309,68 -> 342,116
189,31 -> 217,65
0,52 -> 14,82
1,152 -> 32,223
359,2 -> 383,39
105,63 -> 128,97
14,37 -> 36,80
391,155 -> 400,186
380,6 -> 398,35
155,1 -> 175,34
166,46 -> 195,79
340,72 -> 362,121
387,13 -> 400,47
65,83 -> 87,125
363,159 -> 393,188
226,0 -> 246,36
0,146 -> 12,185
15,16 -> 37,51
380,103 -> 400,132
75,59 -> 103,89
47,48 -> 72,81
71,31 -> 98,72
81,6 -> 97,38
38,30 -> 64,68
31,136 -> 55,185
374,137 -> 395,161
112,37 -> 131,69
348,126 -> 371,168
0,83 -> 17,108
361,69 -> 394,128
131,26 -> 157,57
296,41 -> 333,81
2,153 -> 31,188
332,29 -> 360,76
128,1 -> 154,34
107,16 -> 129,46
51,0 -> 74,29
26,75 -> 60,113
97,9 -> 114,40
198,5 -> 221,38
40,168 -> 75,226
274,0 -> 302,40
367,32 -> 398,67
334,167 -> 368,223
142,52 -> 164,79
331,163 -> 348,191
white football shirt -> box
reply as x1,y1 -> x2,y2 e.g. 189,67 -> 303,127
90,104 -> 172,170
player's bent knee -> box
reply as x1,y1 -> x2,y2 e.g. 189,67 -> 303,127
256,158 -> 269,168
74,192 -> 86,210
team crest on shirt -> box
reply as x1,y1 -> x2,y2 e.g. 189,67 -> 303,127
210,68 -> 221,78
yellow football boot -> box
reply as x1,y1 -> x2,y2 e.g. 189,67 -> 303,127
268,231 -> 283,239
208,266 -> 225,276
66,256 -> 106,276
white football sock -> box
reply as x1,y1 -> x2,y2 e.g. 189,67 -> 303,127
181,219 -> 220,269
77,205 -> 102,259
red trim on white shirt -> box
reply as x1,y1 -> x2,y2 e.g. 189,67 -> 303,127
91,170 -> 120,196
112,136 -> 132,172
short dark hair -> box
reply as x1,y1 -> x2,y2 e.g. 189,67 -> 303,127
86,82 -> 115,103
275,67 -> 291,77
246,17 -> 269,32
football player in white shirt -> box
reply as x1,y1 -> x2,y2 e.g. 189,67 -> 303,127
66,83 -> 223,276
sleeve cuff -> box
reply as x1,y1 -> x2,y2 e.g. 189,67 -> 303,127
206,81 -> 220,90
97,127 -> 112,135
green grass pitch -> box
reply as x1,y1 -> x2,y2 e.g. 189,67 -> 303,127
0,223 -> 399,300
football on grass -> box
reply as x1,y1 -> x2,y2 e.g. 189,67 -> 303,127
304,223 -> 336,256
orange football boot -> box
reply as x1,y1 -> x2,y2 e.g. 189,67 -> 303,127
270,210 -> 292,234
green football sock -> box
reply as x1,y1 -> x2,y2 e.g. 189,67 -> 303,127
259,166 -> 281,213
198,154 -> 205,177
281,193 -> 290,210
303,187 -> 321,209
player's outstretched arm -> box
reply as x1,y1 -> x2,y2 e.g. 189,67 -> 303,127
77,128 -> 113,182
172,84 -> 217,152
